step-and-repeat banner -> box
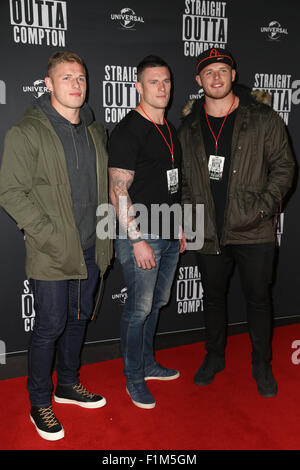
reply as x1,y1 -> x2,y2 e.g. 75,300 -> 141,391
0,0 -> 299,359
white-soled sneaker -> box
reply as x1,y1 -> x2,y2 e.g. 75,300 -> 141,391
30,405 -> 64,441
54,383 -> 107,409
144,364 -> 180,381
126,381 -> 156,409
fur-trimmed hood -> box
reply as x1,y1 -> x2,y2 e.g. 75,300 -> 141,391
181,83 -> 271,118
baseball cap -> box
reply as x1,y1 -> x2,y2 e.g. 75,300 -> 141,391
196,48 -> 235,74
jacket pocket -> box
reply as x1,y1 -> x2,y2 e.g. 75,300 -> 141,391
227,188 -> 265,232
39,217 -> 65,259
33,184 -> 61,217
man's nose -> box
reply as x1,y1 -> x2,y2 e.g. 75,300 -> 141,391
72,78 -> 80,87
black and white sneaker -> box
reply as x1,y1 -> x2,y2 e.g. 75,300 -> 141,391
54,383 -> 107,409
30,406 -> 64,441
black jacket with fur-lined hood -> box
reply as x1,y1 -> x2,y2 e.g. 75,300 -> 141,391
177,84 -> 295,254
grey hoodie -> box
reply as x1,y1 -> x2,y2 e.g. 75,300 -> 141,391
36,93 -> 97,250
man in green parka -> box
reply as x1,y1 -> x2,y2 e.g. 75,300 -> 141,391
0,51 -> 112,441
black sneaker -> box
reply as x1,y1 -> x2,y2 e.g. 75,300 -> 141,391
54,383 -> 107,408
30,406 -> 64,441
252,363 -> 278,397
194,353 -> 225,386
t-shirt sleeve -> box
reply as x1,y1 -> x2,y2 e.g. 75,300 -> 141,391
108,125 -> 140,171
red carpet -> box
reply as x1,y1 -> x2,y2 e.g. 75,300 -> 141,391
0,324 -> 300,450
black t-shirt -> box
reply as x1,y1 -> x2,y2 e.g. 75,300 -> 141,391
200,106 -> 237,238
108,110 -> 182,239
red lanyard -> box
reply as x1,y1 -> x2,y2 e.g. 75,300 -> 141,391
138,104 -> 174,167
204,94 -> 236,154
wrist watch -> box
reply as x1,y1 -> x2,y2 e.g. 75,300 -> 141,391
130,236 -> 143,244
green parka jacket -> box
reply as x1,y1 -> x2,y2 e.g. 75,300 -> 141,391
177,85 -> 295,254
0,104 -> 112,280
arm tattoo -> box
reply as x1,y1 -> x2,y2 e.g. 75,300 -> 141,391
109,168 -> 141,240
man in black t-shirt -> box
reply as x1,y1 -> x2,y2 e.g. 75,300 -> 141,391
178,48 -> 294,398
108,56 -> 185,409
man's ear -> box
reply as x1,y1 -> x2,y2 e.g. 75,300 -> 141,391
44,76 -> 53,92
231,69 -> 236,83
195,74 -> 202,87
135,81 -> 143,97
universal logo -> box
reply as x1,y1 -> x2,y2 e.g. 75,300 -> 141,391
111,7 -> 144,30
112,287 -> 128,305
261,20 -> 288,41
0,80 -> 6,104
23,79 -> 49,98
189,88 -> 204,101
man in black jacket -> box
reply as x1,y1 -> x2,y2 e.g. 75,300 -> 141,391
177,47 -> 294,397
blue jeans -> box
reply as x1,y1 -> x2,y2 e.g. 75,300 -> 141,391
27,246 -> 99,407
115,237 -> 179,384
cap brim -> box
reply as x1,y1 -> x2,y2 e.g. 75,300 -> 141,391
196,55 -> 234,74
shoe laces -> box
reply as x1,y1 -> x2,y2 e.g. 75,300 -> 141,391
73,383 -> 95,399
39,406 -> 59,428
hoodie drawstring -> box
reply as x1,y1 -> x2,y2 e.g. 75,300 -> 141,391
69,121 -> 91,170
69,123 -> 79,170
84,125 -> 90,149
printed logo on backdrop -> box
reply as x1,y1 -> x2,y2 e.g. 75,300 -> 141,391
21,280 -> 35,332
9,0 -> 67,47
110,7 -> 144,30
23,79 -> 49,98
276,213 -> 284,246
260,20 -> 288,41
102,65 -> 139,124
176,266 -> 203,315
182,1 -> 228,57
189,87 -> 204,101
0,80 -> 6,104
253,73 -> 300,125
0,340 -> 6,365
112,287 -> 128,305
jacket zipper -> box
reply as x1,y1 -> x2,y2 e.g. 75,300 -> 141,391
220,107 -> 245,246
91,275 -> 104,321
88,125 -> 105,321
191,123 -> 220,254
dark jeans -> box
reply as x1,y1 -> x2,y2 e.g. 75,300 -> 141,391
27,246 -> 99,407
115,237 -> 179,383
196,243 -> 275,364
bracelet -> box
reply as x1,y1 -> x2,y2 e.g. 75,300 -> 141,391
130,236 -> 143,244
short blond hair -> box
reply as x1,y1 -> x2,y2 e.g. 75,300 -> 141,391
47,50 -> 85,77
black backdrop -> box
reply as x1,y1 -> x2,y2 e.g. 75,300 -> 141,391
0,0 -> 299,363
